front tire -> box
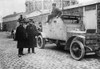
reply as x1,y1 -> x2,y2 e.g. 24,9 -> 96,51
70,40 -> 85,60
37,35 -> 45,49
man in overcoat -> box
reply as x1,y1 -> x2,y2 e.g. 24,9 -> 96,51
15,19 -> 27,57
26,19 -> 39,53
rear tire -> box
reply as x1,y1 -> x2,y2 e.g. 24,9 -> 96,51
37,35 -> 45,49
70,40 -> 85,60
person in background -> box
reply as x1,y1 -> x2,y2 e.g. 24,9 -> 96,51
47,3 -> 62,22
18,15 -> 24,23
15,19 -> 27,57
37,22 -> 42,32
26,19 -> 39,54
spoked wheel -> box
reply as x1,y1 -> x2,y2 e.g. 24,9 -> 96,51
70,41 -> 85,60
37,35 -> 45,49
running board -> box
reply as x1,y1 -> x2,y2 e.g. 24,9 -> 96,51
86,52 -> 95,55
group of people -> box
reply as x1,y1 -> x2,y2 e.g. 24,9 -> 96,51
15,3 -> 61,57
15,15 -> 39,57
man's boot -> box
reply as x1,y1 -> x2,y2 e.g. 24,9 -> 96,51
32,48 -> 35,54
28,48 -> 30,53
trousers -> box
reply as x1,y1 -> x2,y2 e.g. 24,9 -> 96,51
47,14 -> 56,22
28,48 -> 34,53
18,48 -> 23,55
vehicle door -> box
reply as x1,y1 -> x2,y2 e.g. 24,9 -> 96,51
83,5 -> 97,30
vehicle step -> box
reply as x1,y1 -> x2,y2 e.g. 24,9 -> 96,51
86,52 -> 95,55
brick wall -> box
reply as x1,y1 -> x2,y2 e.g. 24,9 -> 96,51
3,20 -> 18,31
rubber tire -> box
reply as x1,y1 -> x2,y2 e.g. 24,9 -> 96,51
37,35 -> 45,49
70,40 -> 85,60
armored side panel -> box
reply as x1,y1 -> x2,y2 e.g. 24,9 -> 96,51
42,17 -> 67,40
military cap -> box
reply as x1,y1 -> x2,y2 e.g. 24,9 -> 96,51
24,18 -> 29,24
52,3 -> 56,6
29,19 -> 34,23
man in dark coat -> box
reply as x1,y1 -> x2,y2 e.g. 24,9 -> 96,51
47,3 -> 62,22
15,20 -> 27,57
26,19 -> 39,53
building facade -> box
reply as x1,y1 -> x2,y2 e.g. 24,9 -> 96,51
25,0 -> 78,13
2,12 -> 26,31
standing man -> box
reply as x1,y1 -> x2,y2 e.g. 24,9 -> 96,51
18,15 -> 25,23
15,19 -> 27,57
47,3 -> 62,22
26,19 -> 39,53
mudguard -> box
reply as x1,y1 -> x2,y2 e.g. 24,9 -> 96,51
64,35 -> 85,50
40,32 -> 46,38
73,35 -> 85,44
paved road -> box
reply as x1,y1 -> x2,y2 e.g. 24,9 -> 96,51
0,32 -> 100,69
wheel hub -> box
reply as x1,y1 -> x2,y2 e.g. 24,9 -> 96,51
72,43 -> 82,58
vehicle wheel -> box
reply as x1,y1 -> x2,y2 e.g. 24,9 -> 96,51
37,35 -> 45,49
95,48 -> 100,57
70,40 -> 85,60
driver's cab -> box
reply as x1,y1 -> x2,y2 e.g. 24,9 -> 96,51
61,15 -> 83,32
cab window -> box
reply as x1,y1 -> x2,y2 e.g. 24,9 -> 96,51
61,15 -> 81,24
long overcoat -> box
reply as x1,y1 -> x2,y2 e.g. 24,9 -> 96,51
15,25 -> 27,48
26,24 -> 39,48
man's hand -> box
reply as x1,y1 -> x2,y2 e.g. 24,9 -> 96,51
56,16 -> 59,18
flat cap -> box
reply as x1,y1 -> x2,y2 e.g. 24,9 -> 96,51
52,3 -> 56,6
29,19 -> 34,23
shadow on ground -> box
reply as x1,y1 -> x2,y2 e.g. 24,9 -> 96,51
45,44 -> 69,53
44,43 -> 100,61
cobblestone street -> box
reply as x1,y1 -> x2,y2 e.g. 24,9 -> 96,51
0,32 -> 100,69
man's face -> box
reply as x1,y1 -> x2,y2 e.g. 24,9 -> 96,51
23,24 -> 27,28
19,23 -> 23,26
29,22 -> 33,24
20,15 -> 23,18
52,5 -> 56,9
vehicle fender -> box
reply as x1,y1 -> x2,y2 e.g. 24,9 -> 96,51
65,35 -> 85,50
40,32 -> 46,38
73,35 -> 85,44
